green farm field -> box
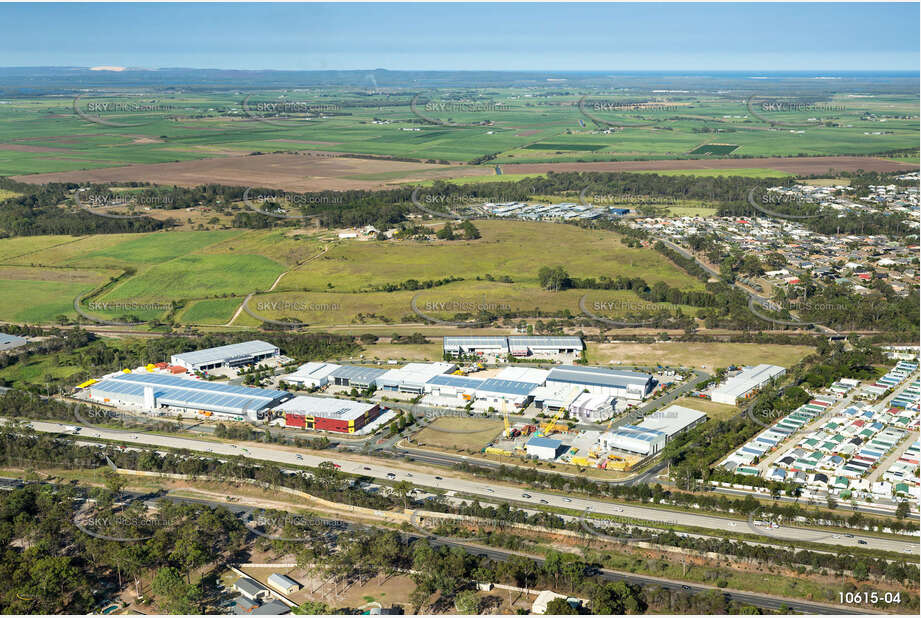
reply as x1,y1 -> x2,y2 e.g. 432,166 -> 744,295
279,220 -> 704,292
0,89 -> 917,178
0,220 -> 706,326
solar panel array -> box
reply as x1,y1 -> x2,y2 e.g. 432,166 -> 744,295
90,372 -> 289,415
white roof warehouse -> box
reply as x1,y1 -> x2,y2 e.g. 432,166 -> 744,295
171,340 -> 280,372
546,365 -> 655,400
443,336 -> 583,358
86,372 -> 292,419
711,364 -> 786,405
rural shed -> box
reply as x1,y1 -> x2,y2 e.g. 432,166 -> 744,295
267,573 -> 301,594
233,577 -> 270,601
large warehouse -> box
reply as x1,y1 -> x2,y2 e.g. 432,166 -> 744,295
274,396 -> 381,433
280,362 -> 341,388
507,336 -> 584,358
329,365 -> 387,389
711,364 -> 786,405
546,365 -> 655,401
442,336 -> 583,359
84,372 -> 292,419
443,336 -> 509,358
636,405 -> 707,440
170,340 -> 280,372
378,362 -> 456,394
600,425 -> 667,455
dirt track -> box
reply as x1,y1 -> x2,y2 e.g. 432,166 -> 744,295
11,153 -> 917,191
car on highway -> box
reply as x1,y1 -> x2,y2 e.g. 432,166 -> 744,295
363,466 -> 372,471
681,585 -> 691,591
844,533 -> 854,538
522,493 -> 531,499
295,454 -> 303,460
728,522 -> 736,527
406,473 -> 412,477
386,473 -> 396,479
904,547 -> 914,553
857,539 -> 868,545
563,497 -> 572,502
486,488 -> 494,493
539,499 -> 549,504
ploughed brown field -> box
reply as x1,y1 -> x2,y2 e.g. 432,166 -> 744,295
11,153 -> 917,191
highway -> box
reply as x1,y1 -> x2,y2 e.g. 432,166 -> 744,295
0,477 -> 873,615
18,419 -> 918,556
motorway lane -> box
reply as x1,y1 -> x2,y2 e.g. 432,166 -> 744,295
20,480 -> 864,615
19,419 -> 918,556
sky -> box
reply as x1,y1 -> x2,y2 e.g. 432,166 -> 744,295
1,2 -> 918,71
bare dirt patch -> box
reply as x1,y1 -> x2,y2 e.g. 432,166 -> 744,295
12,153 -> 461,191
12,154 -> 915,192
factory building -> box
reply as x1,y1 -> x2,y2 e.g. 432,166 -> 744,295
568,392 -> 616,422
443,336 -> 509,358
495,366 -> 550,384
280,362 -> 341,388
329,365 -> 387,389
530,384 -> 585,411
472,378 -> 536,410
275,395 -> 382,433
636,405 -> 707,440
525,436 -> 565,460
710,364 -> 786,405
424,374 -> 483,403
378,362 -> 456,394
600,425 -> 667,455
442,336 -> 583,359
85,372 -> 291,420
546,365 -> 655,401
170,340 -> 280,372
507,336 -> 584,358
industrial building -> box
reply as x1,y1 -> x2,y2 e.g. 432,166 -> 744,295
530,384 -> 586,411
442,336 -> 509,358
442,336 -> 583,359
508,336 -> 584,358
636,405 -> 707,439
710,364 -> 786,405
472,378 -> 536,410
599,425 -> 667,455
495,366 -> 550,384
280,362 -> 341,388
85,372 -> 292,420
546,365 -> 655,400
170,340 -> 280,372
568,391 -> 616,422
526,436 -> 565,460
275,395 -> 381,433
378,362 -> 456,394
424,374 -> 483,403
329,365 -> 387,389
